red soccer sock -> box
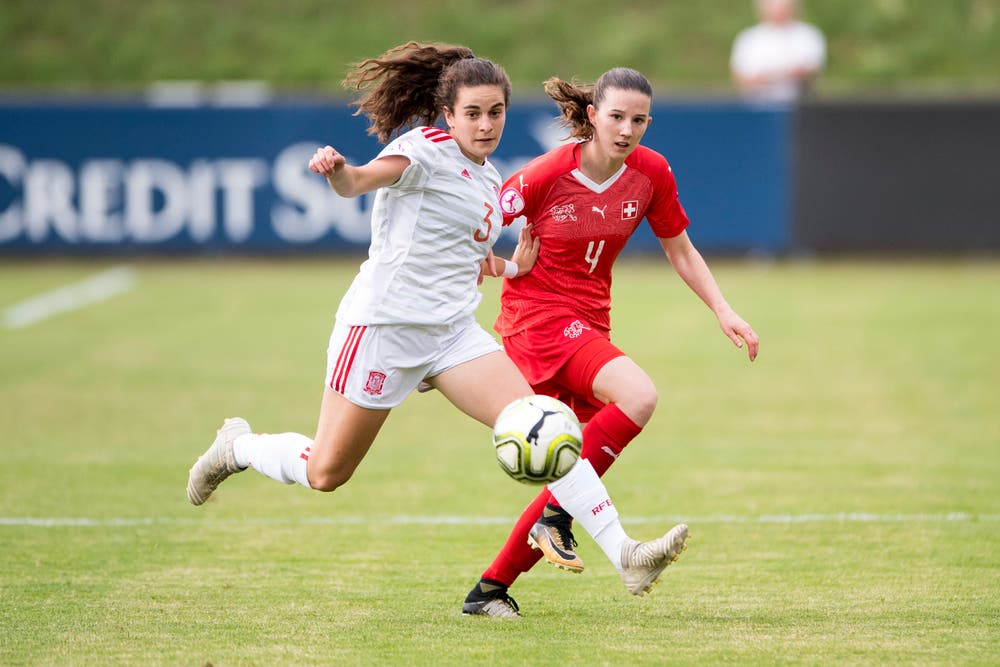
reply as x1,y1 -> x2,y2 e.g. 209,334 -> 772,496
578,402 -> 643,477
480,403 -> 643,586
480,490 -> 551,586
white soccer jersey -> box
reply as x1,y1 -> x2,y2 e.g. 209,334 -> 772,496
336,126 -> 504,325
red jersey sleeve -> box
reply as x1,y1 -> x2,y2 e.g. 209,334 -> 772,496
498,144 -> 577,226
632,147 -> 690,239
498,168 -> 536,226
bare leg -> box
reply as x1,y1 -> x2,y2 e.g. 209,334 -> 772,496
429,350 -> 533,427
226,386 -> 390,493
306,387 -> 391,492
590,356 -> 658,427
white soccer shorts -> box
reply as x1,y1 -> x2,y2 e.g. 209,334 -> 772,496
324,315 -> 502,409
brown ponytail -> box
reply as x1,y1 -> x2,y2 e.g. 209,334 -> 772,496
344,41 -> 511,143
543,77 -> 596,140
545,68 -> 653,141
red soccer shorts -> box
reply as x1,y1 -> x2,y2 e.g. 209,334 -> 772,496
501,316 -> 624,423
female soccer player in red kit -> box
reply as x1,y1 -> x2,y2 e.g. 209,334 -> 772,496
462,67 -> 759,616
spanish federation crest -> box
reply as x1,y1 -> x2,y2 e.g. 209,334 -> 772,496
364,371 -> 386,396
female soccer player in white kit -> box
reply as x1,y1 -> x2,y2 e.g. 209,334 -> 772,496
185,43 -> 687,617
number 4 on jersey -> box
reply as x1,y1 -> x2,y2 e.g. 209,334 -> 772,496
585,240 -> 605,273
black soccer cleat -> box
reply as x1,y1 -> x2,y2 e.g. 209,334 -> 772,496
461,578 -> 521,618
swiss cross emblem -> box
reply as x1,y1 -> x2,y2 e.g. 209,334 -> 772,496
364,371 -> 386,396
621,200 -> 639,220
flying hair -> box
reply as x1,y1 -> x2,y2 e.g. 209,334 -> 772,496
344,41 -> 511,143
544,67 -> 653,140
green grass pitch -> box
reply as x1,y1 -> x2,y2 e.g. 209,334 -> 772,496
1,258 -> 998,665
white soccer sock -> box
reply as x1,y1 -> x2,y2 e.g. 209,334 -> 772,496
233,432 -> 313,489
547,458 -> 630,570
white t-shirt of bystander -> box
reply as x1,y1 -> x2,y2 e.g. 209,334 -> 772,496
730,20 -> 826,103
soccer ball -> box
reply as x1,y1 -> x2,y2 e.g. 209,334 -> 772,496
492,395 -> 582,484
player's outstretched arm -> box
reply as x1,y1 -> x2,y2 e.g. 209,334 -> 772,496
308,145 -> 409,198
659,232 -> 759,361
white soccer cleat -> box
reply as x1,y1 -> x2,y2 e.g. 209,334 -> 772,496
186,417 -> 250,506
619,523 -> 689,596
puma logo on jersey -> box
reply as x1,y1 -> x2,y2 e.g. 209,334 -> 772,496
592,205 -> 607,219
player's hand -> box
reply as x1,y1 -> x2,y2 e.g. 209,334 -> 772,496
509,224 -> 540,276
308,145 -> 346,177
478,249 -> 498,284
718,310 -> 759,362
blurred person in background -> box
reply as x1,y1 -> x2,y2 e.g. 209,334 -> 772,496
461,67 -> 758,617
730,0 -> 826,103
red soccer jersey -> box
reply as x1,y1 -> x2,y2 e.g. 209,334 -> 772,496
495,141 -> 690,336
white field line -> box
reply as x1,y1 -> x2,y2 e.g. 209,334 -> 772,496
0,512 -> 996,528
2,266 -> 135,329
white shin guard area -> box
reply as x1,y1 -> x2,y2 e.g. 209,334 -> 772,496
547,459 -> 630,569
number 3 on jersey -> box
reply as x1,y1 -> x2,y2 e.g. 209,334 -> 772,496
585,240 -> 606,273
474,202 -> 494,242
